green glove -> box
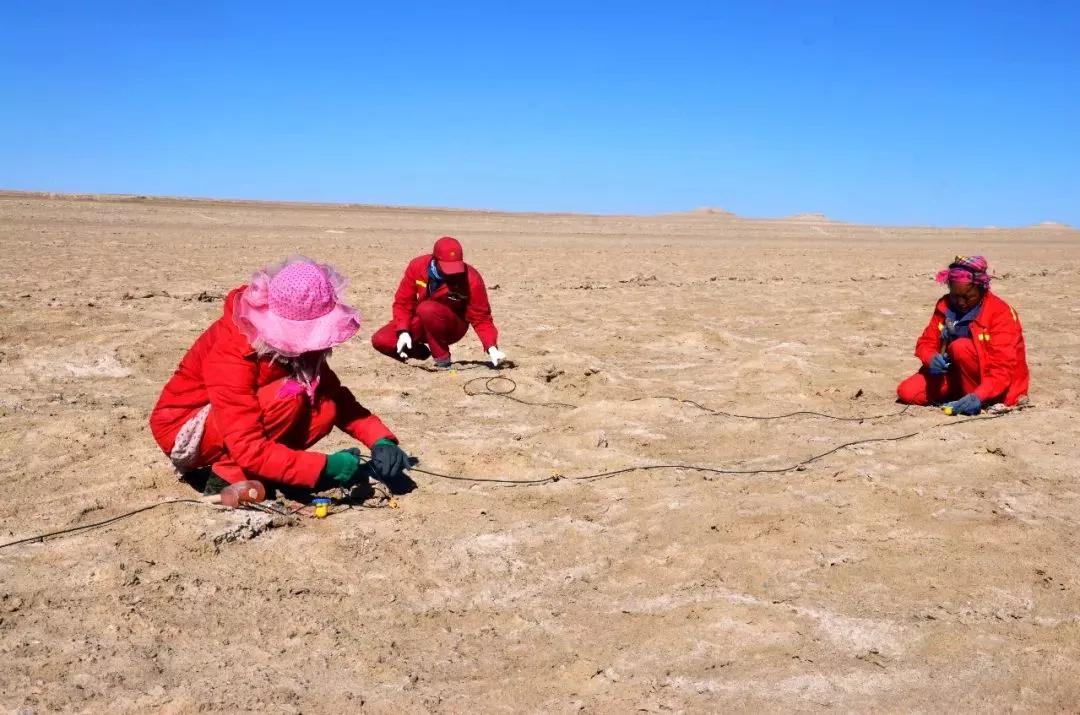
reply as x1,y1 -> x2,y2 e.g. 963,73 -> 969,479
321,449 -> 360,487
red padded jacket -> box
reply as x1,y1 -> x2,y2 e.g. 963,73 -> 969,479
149,287 -> 395,487
391,254 -> 499,350
913,290 -> 1030,405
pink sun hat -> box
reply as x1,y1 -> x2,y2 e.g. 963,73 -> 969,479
232,257 -> 361,356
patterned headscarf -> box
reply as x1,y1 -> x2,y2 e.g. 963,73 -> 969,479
935,255 -> 991,289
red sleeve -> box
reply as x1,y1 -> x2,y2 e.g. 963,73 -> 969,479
914,301 -> 947,367
974,304 -> 1021,402
392,258 -> 425,333
321,369 -> 397,447
465,267 -> 499,351
204,341 -> 326,488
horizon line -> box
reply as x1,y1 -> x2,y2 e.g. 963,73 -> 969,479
0,187 -> 1074,233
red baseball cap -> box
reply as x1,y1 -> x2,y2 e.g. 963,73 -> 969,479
433,236 -> 466,274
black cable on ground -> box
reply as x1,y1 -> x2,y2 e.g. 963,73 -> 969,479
0,378 -> 1012,549
406,360 -> 490,374
463,376 -> 578,409
0,499 -> 212,551
0,472 -> 407,550
406,411 -> 1007,487
410,364 -> 487,374
630,395 -> 912,422
463,375 -> 911,422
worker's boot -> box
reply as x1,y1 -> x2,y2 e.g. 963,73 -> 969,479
409,343 -> 432,361
203,473 -> 230,496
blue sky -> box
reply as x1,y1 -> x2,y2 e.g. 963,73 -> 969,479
1,1 -> 1077,226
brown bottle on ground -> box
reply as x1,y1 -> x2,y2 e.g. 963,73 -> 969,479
218,480 -> 266,508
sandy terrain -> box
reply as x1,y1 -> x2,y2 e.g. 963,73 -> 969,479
1,192 -> 1078,712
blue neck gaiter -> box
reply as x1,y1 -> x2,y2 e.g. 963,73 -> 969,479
944,302 -> 983,340
427,259 -> 445,296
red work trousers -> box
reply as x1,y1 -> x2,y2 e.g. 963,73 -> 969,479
199,379 -> 337,484
896,337 -> 983,405
371,300 -> 469,361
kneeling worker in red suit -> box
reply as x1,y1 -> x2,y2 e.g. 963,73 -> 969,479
150,258 -> 410,495
897,255 -> 1029,415
371,236 -> 507,369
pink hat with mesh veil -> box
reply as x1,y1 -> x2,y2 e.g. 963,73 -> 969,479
233,257 -> 360,356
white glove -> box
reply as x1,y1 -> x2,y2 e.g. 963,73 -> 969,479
396,332 -> 412,357
488,346 -> 506,368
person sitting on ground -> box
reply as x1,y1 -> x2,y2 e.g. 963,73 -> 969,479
150,257 -> 410,495
371,236 -> 507,369
896,255 -> 1029,415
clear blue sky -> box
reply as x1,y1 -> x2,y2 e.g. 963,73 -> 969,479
1,1 -> 1077,226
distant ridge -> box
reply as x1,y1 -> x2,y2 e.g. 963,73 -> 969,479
660,206 -> 738,218
782,212 -> 838,223
0,189 -> 600,219
1,190 -> 1075,231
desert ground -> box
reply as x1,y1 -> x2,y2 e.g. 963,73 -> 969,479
0,192 -> 1078,712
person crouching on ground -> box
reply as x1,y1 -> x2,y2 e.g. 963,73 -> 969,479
896,255 -> 1029,415
371,236 -> 507,369
150,257 -> 410,494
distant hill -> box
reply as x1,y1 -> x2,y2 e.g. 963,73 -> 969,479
782,212 -> 837,223
661,207 -> 738,218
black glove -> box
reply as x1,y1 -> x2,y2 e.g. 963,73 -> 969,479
371,439 -> 414,493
